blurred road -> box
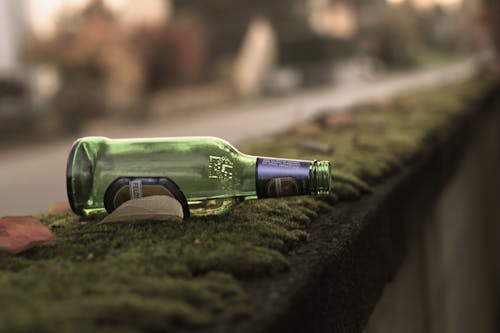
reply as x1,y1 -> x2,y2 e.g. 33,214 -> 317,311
0,58 -> 482,215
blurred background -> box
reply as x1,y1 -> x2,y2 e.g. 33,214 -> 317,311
0,0 -> 495,139
0,0 -> 498,212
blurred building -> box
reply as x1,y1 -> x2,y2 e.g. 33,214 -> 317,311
0,1 -> 34,137
0,0 -> 490,135
0,1 -> 28,75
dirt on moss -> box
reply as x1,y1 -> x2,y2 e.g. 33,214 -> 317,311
0,78 -> 492,333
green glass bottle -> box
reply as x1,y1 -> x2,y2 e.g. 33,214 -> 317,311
67,136 -> 331,217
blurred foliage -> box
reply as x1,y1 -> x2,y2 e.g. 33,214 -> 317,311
418,6 -> 462,52
28,0 -> 206,129
358,4 -> 422,69
134,21 -> 206,92
25,0 -> 478,128
172,0 -> 471,80
357,3 -> 467,70
483,0 -> 500,56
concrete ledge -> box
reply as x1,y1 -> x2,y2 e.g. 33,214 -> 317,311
1,79 -> 498,333
218,82 -> 500,333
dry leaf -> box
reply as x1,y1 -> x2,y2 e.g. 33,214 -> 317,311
323,113 -> 355,129
47,202 -> 72,214
0,216 -> 56,254
99,195 -> 184,224
291,123 -> 323,137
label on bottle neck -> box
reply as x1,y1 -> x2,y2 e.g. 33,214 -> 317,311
256,158 -> 311,198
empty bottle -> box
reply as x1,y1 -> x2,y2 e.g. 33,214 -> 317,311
67,136 -> 332,217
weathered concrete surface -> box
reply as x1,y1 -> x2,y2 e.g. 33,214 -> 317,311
210,83 -> 500,333
364,91 -> 500,333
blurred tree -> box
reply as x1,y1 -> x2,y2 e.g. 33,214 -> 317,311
28,0 -> 144,129
28,0 -> 208,126
172,0 -> 358,85
357,2 -> 422,69
483,0 -> 500,59
417,5 -> 462,52
171,0 -> 307,66
134,20 -> 205,91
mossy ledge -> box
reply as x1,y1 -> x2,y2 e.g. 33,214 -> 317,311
0,77 -> 495,333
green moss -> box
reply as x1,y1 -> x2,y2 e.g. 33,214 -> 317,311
0,77 -> 493,332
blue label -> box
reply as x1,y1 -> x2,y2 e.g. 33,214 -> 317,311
256,158 -> 311,198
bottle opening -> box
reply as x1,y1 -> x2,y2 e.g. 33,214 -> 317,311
66,139 -> 83,215
310,160 -> 332,196
66,139 -> 96,216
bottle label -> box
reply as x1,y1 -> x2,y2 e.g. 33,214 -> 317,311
104,177 -> 190,217
256,158 -> 311,198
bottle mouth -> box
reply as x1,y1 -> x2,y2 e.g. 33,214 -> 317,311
66,139 -> 81,215
66,139 -> 93,216
310,160 -> 332,196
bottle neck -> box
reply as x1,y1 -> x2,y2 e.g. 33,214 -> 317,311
309,160 -> 332,196
255,158 -> 331,198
